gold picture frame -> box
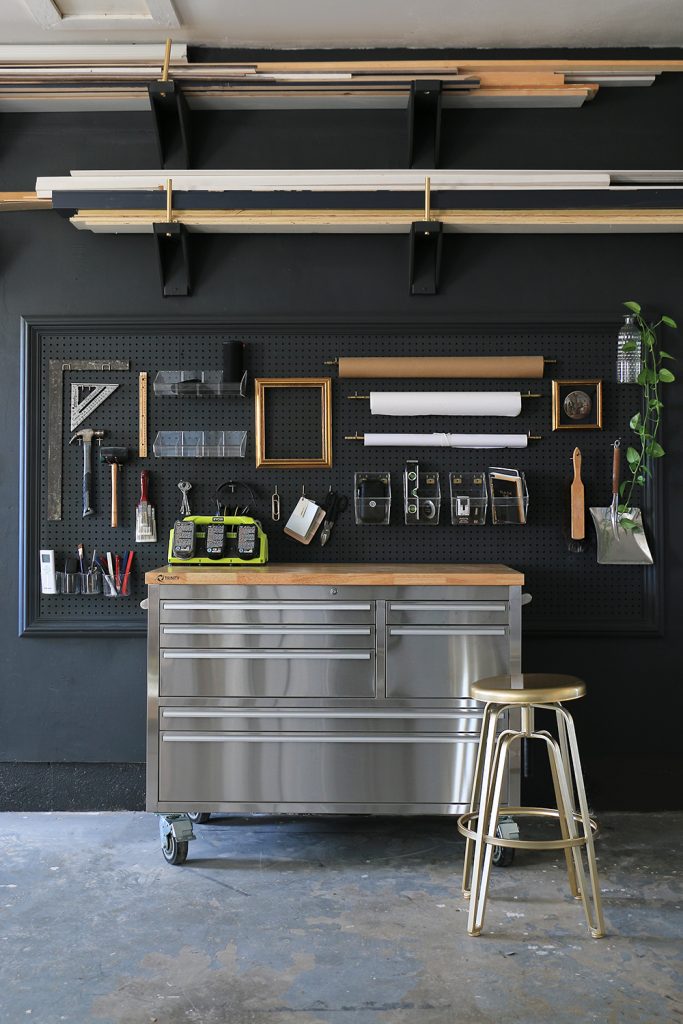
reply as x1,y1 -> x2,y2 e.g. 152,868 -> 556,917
552,379 -> 603,431
255,377 -> 333,468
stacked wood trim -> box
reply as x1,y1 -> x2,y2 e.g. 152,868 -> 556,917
1,55 -> 682,111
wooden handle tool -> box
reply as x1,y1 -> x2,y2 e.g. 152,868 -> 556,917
570,447 -> 585,540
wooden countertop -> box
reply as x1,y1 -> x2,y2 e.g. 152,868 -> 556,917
146,563 -> 524,586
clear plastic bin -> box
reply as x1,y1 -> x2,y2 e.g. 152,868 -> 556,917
56,571 -> 79,594
450,472 -> 488,525
79,570 -> 102,595
153,370 -> 247,398
153,430 -> 247,458
488,469 -> 529,525
354,472 -> 391,525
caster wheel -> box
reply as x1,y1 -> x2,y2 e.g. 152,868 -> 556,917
162,834 -> 189,866
188,812 -> 211,824
492,825 -> 515,868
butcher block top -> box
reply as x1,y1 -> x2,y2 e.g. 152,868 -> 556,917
146,563 -> 524,587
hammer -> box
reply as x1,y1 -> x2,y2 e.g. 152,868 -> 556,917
100,447 -> 129,528
69,428 -> 105,518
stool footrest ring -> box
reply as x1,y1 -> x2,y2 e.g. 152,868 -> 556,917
457,806 -> 599,851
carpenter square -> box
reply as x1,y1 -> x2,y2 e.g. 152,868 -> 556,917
47,358 -> 129,521
70,382 -> 120,431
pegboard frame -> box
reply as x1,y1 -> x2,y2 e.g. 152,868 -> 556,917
18,315 -> 662,638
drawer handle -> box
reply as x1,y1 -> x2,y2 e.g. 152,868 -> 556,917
162,602 -> 372,612
389,603 -> 506,612
162,733 -> 479,744
162,650 -> 372,660
162,709 -> 485,720
162,626 -> 372,636
388,627 -> 507,637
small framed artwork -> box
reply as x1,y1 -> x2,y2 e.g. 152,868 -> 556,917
552,379 -> 603,431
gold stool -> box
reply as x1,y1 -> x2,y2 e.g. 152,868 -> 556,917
457,673 -> 605,939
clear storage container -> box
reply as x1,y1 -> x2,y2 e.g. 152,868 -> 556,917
449,472 -> 488,525
153,430 -> 247,458
354,472 -> 391,525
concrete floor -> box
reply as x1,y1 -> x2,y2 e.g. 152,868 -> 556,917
1,813 -> 681,1024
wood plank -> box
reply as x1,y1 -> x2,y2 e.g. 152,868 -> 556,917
71,208 -> 683,235
0,191 -> 50,211
145,562 -> 525,586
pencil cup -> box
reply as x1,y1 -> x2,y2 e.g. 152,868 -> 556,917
57,571 -> 80,595
102,572 -> 132,597
79,570 -> 102,595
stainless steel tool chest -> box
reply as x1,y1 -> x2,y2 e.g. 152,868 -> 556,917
146,565 -> 524,818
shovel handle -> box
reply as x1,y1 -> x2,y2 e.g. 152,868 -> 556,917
612,440 -> 621,497
572,446 -> 582,480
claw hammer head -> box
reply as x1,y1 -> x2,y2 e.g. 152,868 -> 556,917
69,428 -> 106,447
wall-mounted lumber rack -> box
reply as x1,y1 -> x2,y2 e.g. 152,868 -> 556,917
3,48 -> 683,167
23,168 -> 683,295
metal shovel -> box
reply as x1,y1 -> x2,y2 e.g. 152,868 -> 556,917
590,439 -> 653,565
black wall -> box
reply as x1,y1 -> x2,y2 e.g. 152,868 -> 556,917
2,54 -> 682,810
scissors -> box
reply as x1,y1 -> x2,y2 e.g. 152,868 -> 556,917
319,491 -> 348,546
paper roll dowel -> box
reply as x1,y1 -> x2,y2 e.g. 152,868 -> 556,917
337,356 -> 545,379
361,433 -> 529,448
369,391 -> 522,417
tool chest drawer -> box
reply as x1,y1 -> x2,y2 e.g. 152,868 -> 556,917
160,624 -> 375,649
159,649 -> 376,698
159,708 -> 487,734
385,625 -> 509,700
387,601 -> 509,625
157,731 -> 484,807
160,599 -> 375,625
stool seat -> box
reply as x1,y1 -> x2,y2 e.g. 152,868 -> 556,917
471,673 -> 586,705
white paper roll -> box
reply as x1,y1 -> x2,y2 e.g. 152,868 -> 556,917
363,433 -> 528,448
369,391 -> 522,417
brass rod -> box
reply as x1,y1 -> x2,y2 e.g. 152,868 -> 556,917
166,178 -> 172,223
347,392 -> 370,399
544,359 -> 557,364
323,358 -> 339,365
522,392 -> 542,398
528,433 -> 543,440
425,175 -> 431,221
345,433 -> 365,440
161,38 -> 172,83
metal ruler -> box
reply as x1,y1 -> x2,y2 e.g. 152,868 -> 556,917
47,359 -> 130,521
139,371 -> 148,458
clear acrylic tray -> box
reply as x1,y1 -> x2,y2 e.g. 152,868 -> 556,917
153,370 -> 247,398
153,430 -> 247,458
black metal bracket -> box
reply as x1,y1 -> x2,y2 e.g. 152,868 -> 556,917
153,222 -> 190,296
408,220 -> 443,295
407,80 -> 443,168
148,79 -> 191,169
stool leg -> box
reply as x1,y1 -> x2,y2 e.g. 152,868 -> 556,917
469,732 -> 516,936
537,726 -> 580,900
538,731 -> 590,910
555,706 -> 576,813
558,707 -> 606,938
462,703 -> 500,897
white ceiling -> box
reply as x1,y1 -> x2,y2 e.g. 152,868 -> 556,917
9,0 -> 683,49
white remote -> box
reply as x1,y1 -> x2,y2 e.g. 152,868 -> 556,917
40,549 -> 57,594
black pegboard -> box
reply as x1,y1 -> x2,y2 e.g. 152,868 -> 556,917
23,319 -> 660,635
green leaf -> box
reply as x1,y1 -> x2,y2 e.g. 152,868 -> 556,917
648,441 -> 665,457
619,481 -> 629,495
662,315 -> 678,328
648,399 -> 664,410
658,368 -> 675,382
624,301 -> 642,314
659,351 -> 675,360
643,330 -> 655,350
619,518 -> 640,532
629,412 -> 642,431
621,341 -> 638,352
636,368 -> 648,386
626,446 -> 641,465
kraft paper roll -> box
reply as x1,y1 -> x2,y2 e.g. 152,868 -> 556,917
338,356 -> 544,379
363,433 -> 528,448
369,391 -> 522,417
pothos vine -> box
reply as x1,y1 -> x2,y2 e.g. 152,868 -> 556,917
618,301 -> 677,530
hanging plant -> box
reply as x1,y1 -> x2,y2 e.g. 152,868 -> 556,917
618,300 -> 677,529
